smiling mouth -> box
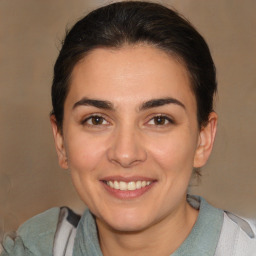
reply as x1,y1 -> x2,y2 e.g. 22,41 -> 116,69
101,177 -> 156,199
105,180 -> 152,191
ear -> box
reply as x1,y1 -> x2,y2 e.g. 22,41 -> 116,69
193,112 -> 218,168
50,115 -> 69,169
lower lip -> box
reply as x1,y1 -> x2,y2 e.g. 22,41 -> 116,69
101,181 -> 156,200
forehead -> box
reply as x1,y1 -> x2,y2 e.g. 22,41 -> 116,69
66,45 -> 196,109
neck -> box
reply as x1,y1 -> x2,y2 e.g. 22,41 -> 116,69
96,198 -> 198,256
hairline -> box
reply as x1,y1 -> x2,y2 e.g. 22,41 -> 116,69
55,42 -> 201,131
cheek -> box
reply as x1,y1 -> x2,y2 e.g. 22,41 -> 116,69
148,131 -> 198,174
65,132 -> 109,206
65,131 -> 107,173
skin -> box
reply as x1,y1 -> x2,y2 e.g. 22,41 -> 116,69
51,44 -> 217,255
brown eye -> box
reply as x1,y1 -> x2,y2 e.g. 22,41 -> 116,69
148,115 -> 174,126
82,115 -> 108,126
154,116 -> 166,125
91,116 -> 104,125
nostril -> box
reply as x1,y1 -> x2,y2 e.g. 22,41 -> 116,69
106,129 -> 147,167
107,149 -> 147,168
109,158 -> 140,168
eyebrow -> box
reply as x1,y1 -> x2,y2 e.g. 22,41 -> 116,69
140,97 -> 185,111
73,97 -> 114,110
72,97 -> 185,111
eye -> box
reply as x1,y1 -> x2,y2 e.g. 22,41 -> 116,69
82,115 -> 109,126
148,115 -> 174,126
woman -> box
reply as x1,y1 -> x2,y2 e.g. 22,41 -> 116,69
1,1 -> 256,255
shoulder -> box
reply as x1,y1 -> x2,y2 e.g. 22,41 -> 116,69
215,211 -> 256,256
1,207 -> 60,256
18,207 -> 60,239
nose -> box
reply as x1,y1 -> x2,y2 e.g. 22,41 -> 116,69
107,125 -> 147,168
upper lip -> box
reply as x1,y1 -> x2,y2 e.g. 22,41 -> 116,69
100,176 -> 156,182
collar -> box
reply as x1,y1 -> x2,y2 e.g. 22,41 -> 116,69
73,195 -> 223,256
171,195 -> 223,256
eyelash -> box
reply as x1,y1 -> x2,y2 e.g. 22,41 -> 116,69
81,114 -> 110,126
81,114 -> 174,127
147,115 -> 175,126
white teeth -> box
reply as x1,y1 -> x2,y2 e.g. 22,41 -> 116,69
119,181 -> 127,190
127,182 -> 136,190
113,181 -> 119,189
106,180 -> 152,191
136,181 -> 142,189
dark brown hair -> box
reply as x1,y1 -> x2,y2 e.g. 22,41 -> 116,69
51,1 -> 217,131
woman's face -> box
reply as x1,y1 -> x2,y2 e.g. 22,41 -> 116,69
52,45 -> 216,232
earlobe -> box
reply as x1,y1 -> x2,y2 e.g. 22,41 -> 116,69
193,112 -> 218,168
50,115 -> 69,169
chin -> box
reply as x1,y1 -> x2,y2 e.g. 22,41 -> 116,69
105,218 -> 150,233
96,207 -> 154,233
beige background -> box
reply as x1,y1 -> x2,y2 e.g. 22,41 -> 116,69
0,0 -> 255,238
